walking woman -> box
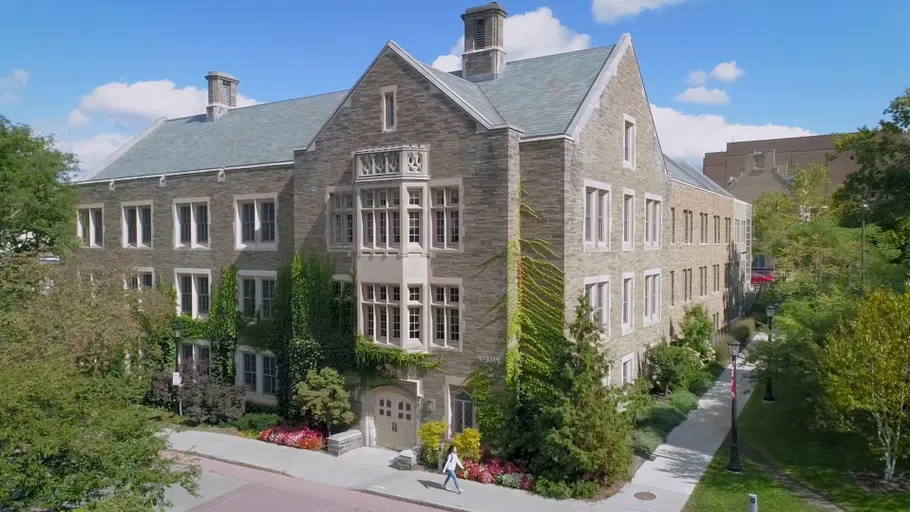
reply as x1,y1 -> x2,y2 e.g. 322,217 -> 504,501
442,446 -> 464,494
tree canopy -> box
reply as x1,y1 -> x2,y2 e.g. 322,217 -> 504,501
0,115 -> 77,253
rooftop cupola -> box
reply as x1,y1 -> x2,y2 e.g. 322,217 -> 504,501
461,3 -> 506,82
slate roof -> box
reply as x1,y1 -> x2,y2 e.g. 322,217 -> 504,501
84,43 -> 617,182
664,154 -> 733,198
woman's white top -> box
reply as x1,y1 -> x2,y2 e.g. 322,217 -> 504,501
443,453 -> 463,472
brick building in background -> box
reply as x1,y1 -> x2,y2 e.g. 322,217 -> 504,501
71,2 -> 751,450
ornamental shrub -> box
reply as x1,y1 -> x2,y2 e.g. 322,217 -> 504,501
293,367 -> 354,434
232,413 -> 280,433
178,362 -> 246,426
497,473 -> 521,488
644,343 -> 701,394
533,478 -> 573,499
417,421 -> 448,466
679,304 -> 715,364
259,424 -> 324,450
571,480 -> 599,500
452,428 -> 482,461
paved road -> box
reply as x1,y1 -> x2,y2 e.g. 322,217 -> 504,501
166,456 -> 442,512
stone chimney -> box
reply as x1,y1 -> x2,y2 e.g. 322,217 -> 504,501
205,71 -> 239,121
461,3 -> 506,82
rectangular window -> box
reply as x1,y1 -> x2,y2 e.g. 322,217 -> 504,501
621,274 -> 634,334
713,265 -> 720,292
131,270 -> 154,290
700,213 -> 708,244
238,273 -> 277,318
670,270 -> 675,306
622,116 -> 636,169
241,203 -> 255,242
262,356 -> 277,396
235,196 -> 278,249
644,271 -> 661,325
363,283 -> 402,345
431,285 -> 461,348
242,278 -> 256,313
714,215 -> 720,244
329,192 -> 355,249
77,206 -> 104,248
408,211 -> 421,244
122,203 -> 152,248
382,88 -> 396,131
621,354 -> 635,386
359,188 -> 400,250
431,186 -> 461,249
175,200 -> 209,248
176,271 -> 210,318
451,387 -> 475,434
409,307 -> 421,340
585,278 -> 609,335
243,352 -> 257,392
262,279 -> 275,318
645,197 -> 661,249
584,183 -> 610,248
670,207 -> 676,244
622,192 -> 635,250
725,217 -> 731,244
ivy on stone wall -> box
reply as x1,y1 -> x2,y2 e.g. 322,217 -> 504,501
206,265 -> 238,386
468,181 -> 567,449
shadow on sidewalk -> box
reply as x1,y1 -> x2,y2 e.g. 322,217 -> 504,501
418,479 -> 449,491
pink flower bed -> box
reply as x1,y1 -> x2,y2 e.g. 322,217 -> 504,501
259,425 -> 325,451
456,456 -> 535,491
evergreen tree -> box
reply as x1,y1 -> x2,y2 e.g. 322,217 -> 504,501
531,296 -> 633,485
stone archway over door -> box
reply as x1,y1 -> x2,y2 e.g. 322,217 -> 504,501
373,390 -> 416,450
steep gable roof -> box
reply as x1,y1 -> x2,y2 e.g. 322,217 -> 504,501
665,154 -> 733,198
81,37 -> 627,183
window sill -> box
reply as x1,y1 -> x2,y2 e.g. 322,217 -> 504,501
123,244 -> 153,250
175,244 -> 210,250
622,160 -> 635,170
430,344 -> 461,352
622,244 -> 634,252
584,242 -> 610,252
621,325 -> 633,336
81,245 -> 104,249
644,245 -> 661,251
430,247 -> 463,254
235,242 -> 278,252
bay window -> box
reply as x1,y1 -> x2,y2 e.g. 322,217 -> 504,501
362,283 -> 402,345
360,187 -> 400,250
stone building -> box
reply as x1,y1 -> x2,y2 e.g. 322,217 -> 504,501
71,2 -> 750,450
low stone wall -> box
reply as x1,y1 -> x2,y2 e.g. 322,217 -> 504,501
326,429 -> 362,457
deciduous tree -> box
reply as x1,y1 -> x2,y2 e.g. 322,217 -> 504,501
822,288 -> 910,482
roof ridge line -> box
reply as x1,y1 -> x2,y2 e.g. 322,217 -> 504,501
506,44 -> 615,65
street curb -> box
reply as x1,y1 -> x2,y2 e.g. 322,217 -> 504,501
357,487 -> 474,512
167,449 -> 297,479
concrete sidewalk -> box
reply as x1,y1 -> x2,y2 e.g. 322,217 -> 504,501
166,363 -> 753,512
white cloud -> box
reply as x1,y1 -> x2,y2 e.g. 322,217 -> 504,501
72,79 -> 257,125
431,7 -> 591,71
686,70 -> 707,87
0,68 -> 29,89
675,86 -> 730,105
57,133 -> 132,176
652,104 -> 814,162
67,109 -> 89,127
592,0 -> 688,23
711,61 -> 744,82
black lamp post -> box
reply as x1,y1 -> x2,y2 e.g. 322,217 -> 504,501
172,320 -> 183,417
763,305 -> 776,403
727,338 -> 742,473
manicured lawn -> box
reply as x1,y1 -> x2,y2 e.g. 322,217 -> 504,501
684,448 -> 825,512
686,390 -> 910,512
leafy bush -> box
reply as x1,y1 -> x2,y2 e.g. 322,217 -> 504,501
497,472 -> 521,488
644,343 -> 701,394
232,413 -> 280,433
534,478 -> 573,499
148,371 -> 174,408
244,401 -> 279,414
571,480 -> 599,500
685,369 -> 717,396
680,305 -> 715,364
259,425 -> 324,450
417,421 -> 448,466
731,321 -> 753,343
631,427 -> 663,455
178,363 -> 247,426
668,389 -> 698,412
453,427 -> 482,461
293,367 -> 354,434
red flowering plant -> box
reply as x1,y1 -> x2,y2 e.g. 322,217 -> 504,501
456,451 -> 533,489
259,424 -> 325,451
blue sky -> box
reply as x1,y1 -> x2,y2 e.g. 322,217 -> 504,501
2,0 -> 908,172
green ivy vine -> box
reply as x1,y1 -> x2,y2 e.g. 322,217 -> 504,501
206,265 -> 238,386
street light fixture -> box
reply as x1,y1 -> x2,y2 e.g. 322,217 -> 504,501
172,319 -> 183,417
727,338 -> 742,473
764,305 -> 776,403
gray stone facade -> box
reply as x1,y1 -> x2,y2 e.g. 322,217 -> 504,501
70,12 -> 750,450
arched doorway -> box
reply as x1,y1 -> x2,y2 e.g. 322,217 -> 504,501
372,387 -> 416,450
